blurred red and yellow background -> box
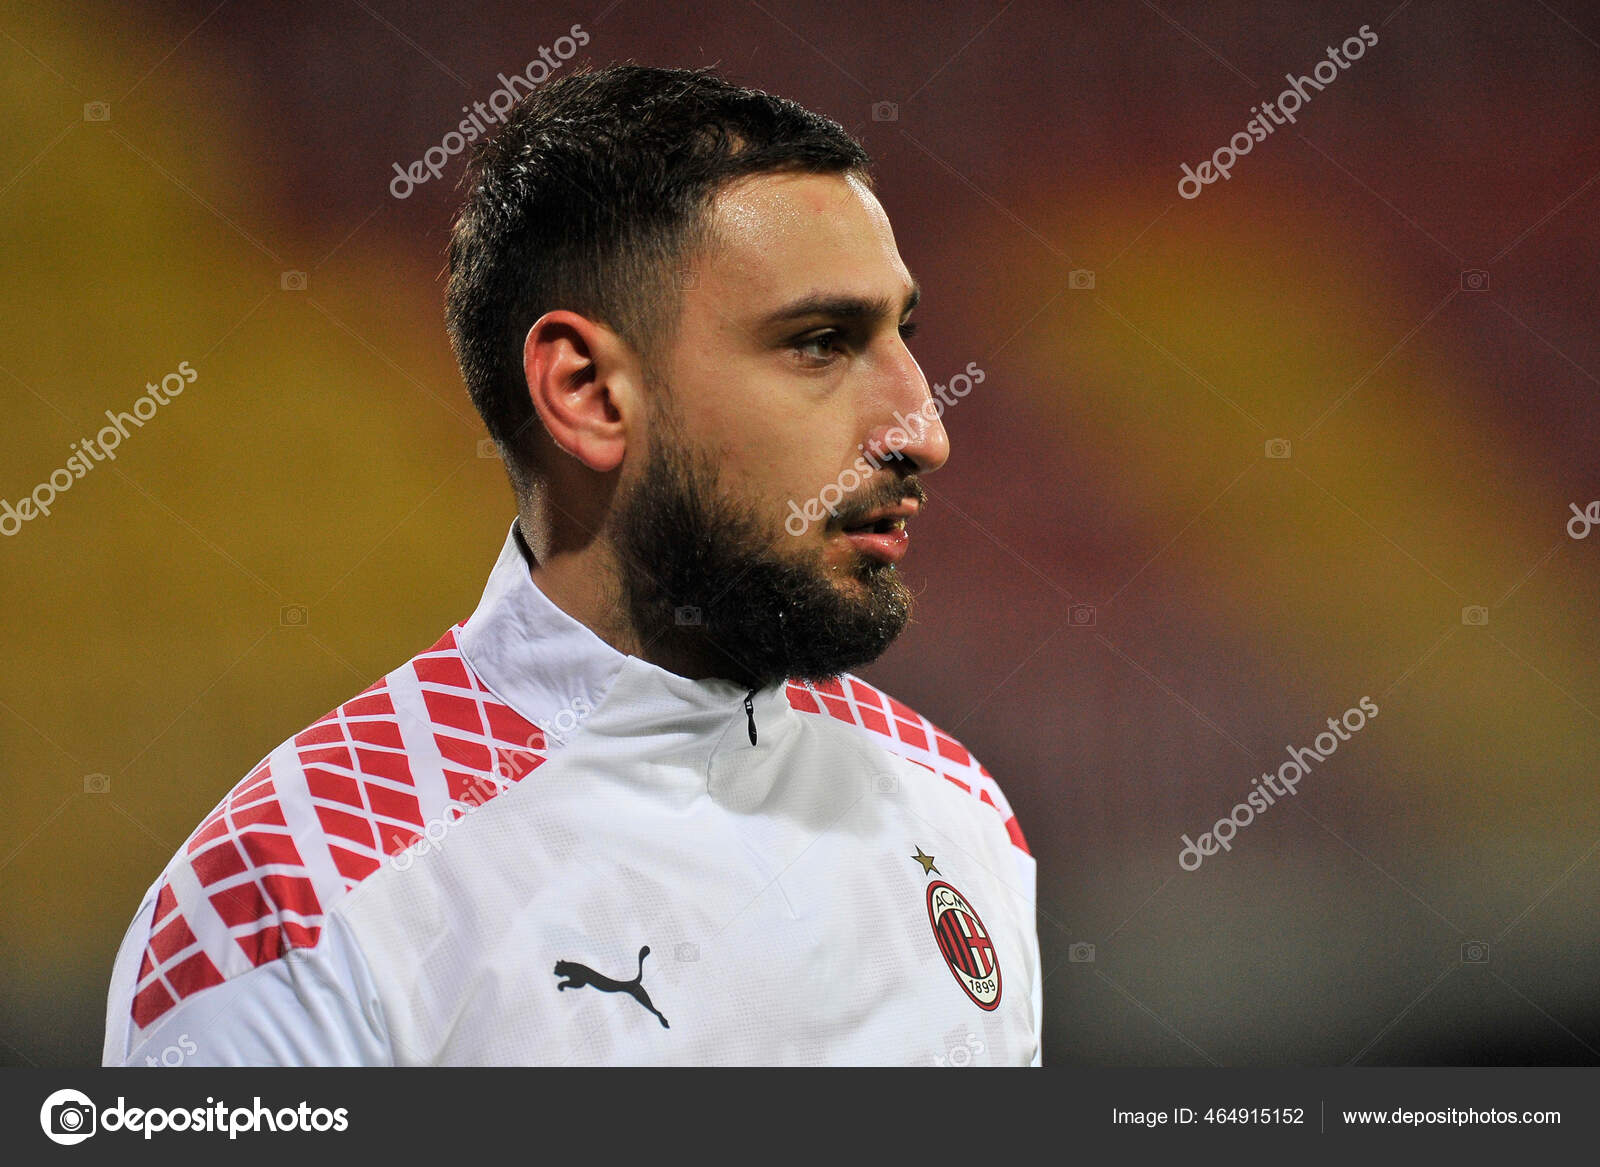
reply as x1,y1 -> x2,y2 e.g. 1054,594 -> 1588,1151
2,0 -> 1596,1065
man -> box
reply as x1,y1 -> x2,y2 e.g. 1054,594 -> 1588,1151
104,64 -> 1040,1066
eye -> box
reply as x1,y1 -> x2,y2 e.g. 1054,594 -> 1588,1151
794,330 -> 848,364
898,320 -> 919,340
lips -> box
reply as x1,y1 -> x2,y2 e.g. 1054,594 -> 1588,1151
838,500 -> 919,564
839,500 -> 920,534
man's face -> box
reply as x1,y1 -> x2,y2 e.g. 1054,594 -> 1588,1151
611,170 -> 950,688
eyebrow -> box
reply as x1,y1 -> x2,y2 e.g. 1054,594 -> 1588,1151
756,281 -> 921,329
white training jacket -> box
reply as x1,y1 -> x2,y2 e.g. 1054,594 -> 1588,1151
104,520 -> 1041,1066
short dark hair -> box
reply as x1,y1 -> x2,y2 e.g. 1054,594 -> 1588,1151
445,64 -> 873,493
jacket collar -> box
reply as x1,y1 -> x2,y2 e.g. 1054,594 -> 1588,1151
457,519 -> 798,745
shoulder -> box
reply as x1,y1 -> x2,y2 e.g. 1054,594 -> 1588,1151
784,674 -> 1030,856
119,625 -> 550,1036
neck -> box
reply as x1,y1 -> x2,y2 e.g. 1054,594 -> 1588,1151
517,517 -> 735,685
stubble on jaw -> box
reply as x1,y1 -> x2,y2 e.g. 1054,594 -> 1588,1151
609,401 -> 914,690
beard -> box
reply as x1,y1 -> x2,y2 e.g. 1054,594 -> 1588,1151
611,402 -> 917,691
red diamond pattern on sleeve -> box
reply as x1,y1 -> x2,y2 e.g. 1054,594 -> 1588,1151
785,675 -> 1030,855
125,625 -> 553,1034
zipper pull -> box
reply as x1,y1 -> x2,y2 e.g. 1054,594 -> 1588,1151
744,688 -> 758,745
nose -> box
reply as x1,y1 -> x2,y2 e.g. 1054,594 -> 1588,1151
862,347 -> 950,475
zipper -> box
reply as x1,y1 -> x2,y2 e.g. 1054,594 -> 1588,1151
744,688 -> 758,745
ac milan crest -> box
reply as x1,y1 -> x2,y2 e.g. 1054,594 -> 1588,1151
926,880 -> 1002,1010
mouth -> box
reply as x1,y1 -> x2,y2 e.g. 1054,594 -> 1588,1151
837,502 -> 918,564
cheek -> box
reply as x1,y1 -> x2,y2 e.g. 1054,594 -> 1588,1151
673,364 -> 865,517
718,427 -> 858,509
778,446 -> 869,530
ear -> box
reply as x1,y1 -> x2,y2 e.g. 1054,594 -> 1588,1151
521,310 -> 641,474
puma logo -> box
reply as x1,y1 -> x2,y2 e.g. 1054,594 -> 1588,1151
553,945 -> 670,1029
